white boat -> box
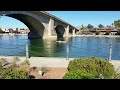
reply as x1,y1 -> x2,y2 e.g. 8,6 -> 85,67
9,33 -> 15,36
56,41 -> 66,43
2,34 -> 9,36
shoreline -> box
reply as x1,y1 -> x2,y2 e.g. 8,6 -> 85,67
73,35 -> 120,38
0,33 -> 28,35
0,56 -> 120,68
0,33 -> 120,38
44,35 -> 120,38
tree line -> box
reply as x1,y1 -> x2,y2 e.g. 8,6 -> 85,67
0,28 -> 27,34
80,20 -> 120,30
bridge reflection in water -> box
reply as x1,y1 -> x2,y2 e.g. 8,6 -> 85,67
0,35 -> 120,60
28,38 -> 67,57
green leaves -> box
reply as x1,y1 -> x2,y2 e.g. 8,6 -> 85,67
114,20 -> 120,28
95,30 -> 100,35
0,58 -> 7,66
63,70 -> 97,79
105,31 -> 111,35
117,30 -> 120,35
98,24 -> 104,28
0,68 -> 29,79
65,57 -> 115,79
87,24 -> 94,29
0,28 -> 5,33
22,59 -> 30,66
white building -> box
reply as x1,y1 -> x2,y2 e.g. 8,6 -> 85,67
1,28 -> 20,33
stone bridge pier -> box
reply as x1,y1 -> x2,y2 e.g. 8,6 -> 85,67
0,11 -> 79,40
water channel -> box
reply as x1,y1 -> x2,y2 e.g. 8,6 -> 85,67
0,35 -> 120,60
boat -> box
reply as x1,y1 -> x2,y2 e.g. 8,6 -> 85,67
9,33 -> 15,36
2,34 -> 8,36
56,41 -> 66,43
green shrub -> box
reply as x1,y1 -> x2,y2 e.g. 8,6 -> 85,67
68,57 -> 115,79
13,57 -> 20,62
117,30 -> 120,35
22,59 -> 30,66
95,30 -> 100,35
0,58 -> 7,66
0,68 -> 29,79
110,67 -> 120,79
0,28 -> 5,33
38,66 -> 48,73
0,62 -> 2,68
12,57 -> 20,65
11,57 -> 21,65
105,31 -> 110,35
63,70 -> 97,79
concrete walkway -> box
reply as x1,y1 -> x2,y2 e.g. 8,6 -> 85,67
29,57 -> 73,68
0,56 -> 72,68
0,56 -> 120,69
29,58 -> 120,69
109,60 -> 120,70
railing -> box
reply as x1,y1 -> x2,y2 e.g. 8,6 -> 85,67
0,40 -> 117,61
66,45 -> 109,60
26,41 -> 114,60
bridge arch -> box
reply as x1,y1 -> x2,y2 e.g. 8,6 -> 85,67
0,11 -> 47,39
0,11 -> 79,39
55,25 -> 65,41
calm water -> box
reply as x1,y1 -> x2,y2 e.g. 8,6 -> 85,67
0,35 -> 120,60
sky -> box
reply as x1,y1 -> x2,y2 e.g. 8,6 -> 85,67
0,11 -> 120,28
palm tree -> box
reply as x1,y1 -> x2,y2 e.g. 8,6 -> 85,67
87,24 -> 94,29
111,23 -> 114,26
114,20 -> 120,29
98,24 -> 104,28
80,25 -> 84,30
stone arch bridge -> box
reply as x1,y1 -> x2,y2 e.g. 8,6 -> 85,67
0,11 -> 79,39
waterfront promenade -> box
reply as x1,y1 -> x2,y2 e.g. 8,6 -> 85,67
74,35 -> 120,38
0,56 -> 70,68
0,33 -> 27,35
0,56 -> 120,69
0,33 -> 120,38
49,35 -> 120,38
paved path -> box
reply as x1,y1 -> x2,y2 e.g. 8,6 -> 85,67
29,57 -> 73,68
0,56 -> 72,68
1,56 -> 120,69
109,60 -> 120,70
25,57 -> 120,69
